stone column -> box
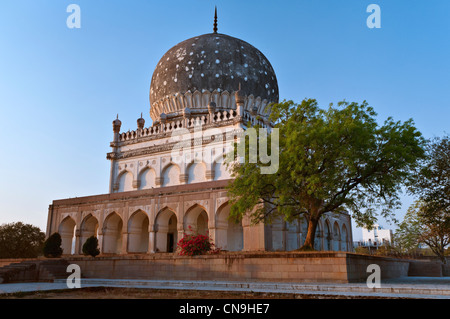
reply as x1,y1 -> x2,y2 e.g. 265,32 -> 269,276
208,101 -> 216,124
121,232 -> 128,254
235,83 -> 245,118
177,224 -> 185,242
74,229 -> 81,255
179,174 -> 188,184
183,107 -> 191,128
205,169 -> 214,181
148,230 -> 156,253
242,214 -> 266,251
155,177 -> 163,187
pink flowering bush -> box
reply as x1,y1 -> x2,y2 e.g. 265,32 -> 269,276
177,226 -> 221,256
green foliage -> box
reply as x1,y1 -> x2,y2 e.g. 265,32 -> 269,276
396,200 -> 450,263
82,236 -> 100,257
227,99 -> 426,250
43,232 -> 63,258
403,135 -> 450,263
354,246 -> 370,255
408,135 -> 450,210
0,222 -> 45,258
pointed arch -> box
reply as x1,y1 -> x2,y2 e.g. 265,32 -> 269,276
117,170 -> 133,192
162,163 -> 180,187
333,221 -> 341,251
58,216 -> 76,255
270,216 -> 285,251
138,167 -> 156,190
341,223 -> 349,252
187,161 -> 206,184
324,219 -> 332,251
286,218 -> 300,251
184,203 -> 209,236
127,210 -> 149,253
214,161 -> 231,181
102,212 -> 123,254
215,201 -> 243,251
314,219 -> 323,251
80,214 -> 99,253
155,207 -> 178,252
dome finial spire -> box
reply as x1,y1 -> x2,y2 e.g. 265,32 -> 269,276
213,6 -> 218,33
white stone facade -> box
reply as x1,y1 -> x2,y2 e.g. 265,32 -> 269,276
46,27 -> 353,256
361,224 -> 393,247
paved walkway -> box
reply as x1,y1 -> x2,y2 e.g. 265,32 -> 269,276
0,277 -> 449,299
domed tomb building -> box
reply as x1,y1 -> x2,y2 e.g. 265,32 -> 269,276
46,16 -> 352,255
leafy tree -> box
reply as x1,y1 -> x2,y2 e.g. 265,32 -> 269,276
227,99 -> 425,250
409,135 -> 450,209
402,135 -> 450,263
43,232 -> 63,258
0,222 -> 45,258
82,236 -> 100,257
396,201 -> 450,263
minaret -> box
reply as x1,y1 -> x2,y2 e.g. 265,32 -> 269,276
110,114 -> 122,193
208,101 -> 216,123
112,114 -> 122,142
235,83 -> 245,118
137,112 -> 145,137
137,112 -> 145,129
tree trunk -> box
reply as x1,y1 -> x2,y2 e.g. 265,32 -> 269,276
299,216 -> 319,251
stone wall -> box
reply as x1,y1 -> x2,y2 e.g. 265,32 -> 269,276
65,252 -> 410,283
0,259 -> 34,268
408,260 -> 443,277
345,253 -> 410,281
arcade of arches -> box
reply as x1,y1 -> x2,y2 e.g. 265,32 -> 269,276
49,182 -> 352,256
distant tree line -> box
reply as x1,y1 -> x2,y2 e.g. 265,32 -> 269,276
0,222 -> 100,259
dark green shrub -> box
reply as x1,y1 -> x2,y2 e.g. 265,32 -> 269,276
43,232 -> 63,258
82,236 -> 100,257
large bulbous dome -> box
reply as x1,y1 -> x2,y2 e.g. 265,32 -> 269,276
149,33 -> 279,121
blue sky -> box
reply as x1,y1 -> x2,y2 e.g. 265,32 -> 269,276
0,1 -> 448,241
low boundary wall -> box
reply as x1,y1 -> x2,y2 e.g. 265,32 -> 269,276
64,252 -> 410,283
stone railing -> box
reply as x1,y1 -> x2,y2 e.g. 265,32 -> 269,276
150,89 -> 271,121
116,109 -> 270,143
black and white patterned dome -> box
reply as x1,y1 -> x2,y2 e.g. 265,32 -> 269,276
149,33 -> 279,121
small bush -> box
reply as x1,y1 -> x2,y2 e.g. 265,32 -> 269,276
82,236 -> 100,257
177,226 -> 221,256
43,232 -> 63,258
354,246 -> 370,255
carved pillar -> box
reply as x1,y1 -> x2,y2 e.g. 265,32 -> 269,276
235,84 -> 245,118
155,177 -> 164,187
208,101 -> 216,124
97,231 -> 103,254
74,229 -> 81,255
121,232 -> 128,254
148,230 -> 156,253
179,174 -> 188,184
205,169 -> 214,181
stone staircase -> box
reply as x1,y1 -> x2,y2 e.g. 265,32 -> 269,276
0,259 -> 71,283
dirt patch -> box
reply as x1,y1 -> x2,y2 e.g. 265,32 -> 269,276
0,286 -> 404,299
